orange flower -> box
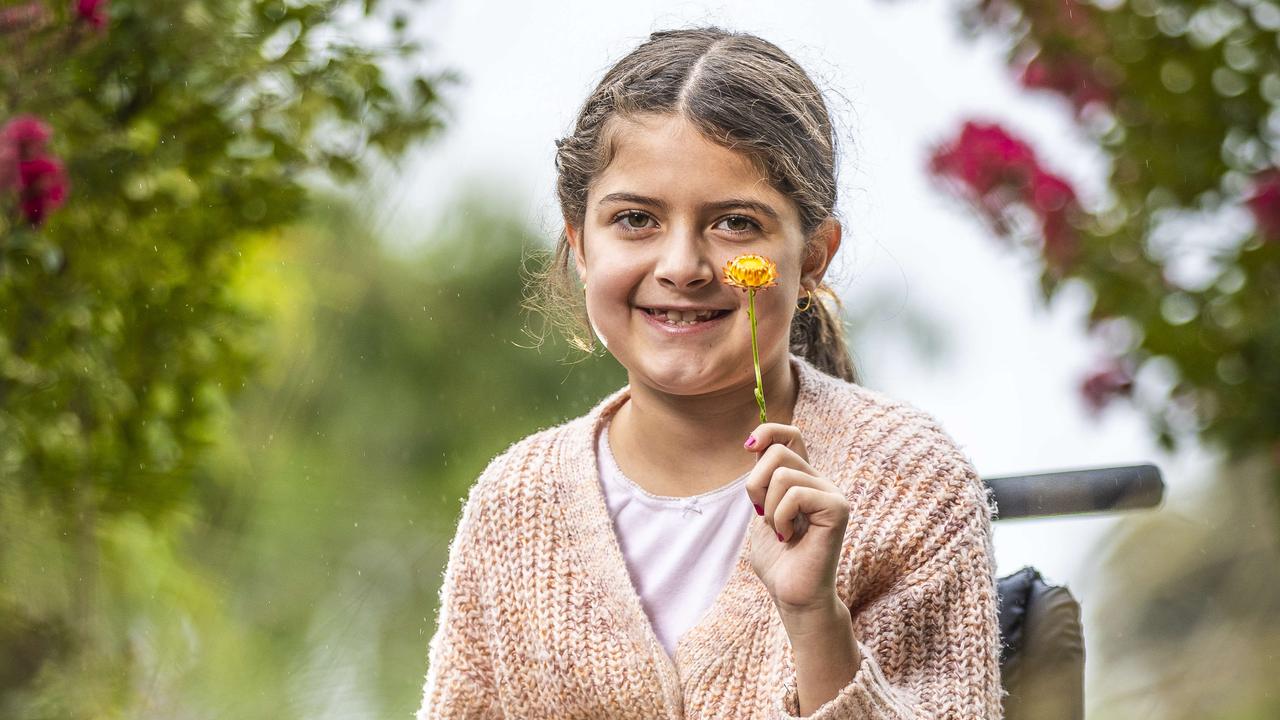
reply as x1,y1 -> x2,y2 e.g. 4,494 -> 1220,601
720,253 -> 777,424
721,254 -> 778,291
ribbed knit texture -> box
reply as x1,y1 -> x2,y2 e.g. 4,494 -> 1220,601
417,353 -> 1005,719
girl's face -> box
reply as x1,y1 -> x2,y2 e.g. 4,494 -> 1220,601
565,112 -> 840,398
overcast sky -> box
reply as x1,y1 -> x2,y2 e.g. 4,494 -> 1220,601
374,0 -> 1216,708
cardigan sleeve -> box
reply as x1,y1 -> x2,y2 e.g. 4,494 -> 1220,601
416,464 -> 504,719
773,438 -> 1005,719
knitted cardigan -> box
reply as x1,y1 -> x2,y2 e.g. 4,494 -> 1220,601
417,353 -> 1004,719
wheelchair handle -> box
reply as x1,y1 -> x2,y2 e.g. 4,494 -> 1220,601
983,463 -> 1164,520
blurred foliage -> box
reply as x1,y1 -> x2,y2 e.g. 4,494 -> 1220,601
153,189 -> 620,718
0,0 -> 454,716
195,190 -> 625,717
0,0 -> 454,520
929,0 -> 1280,489
1,171 -> 628,715
925,1 -> 1280,717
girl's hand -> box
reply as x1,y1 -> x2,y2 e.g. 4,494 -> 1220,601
743,423 -> 850,616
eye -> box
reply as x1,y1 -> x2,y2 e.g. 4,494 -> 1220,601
716,215 -> 762,235
611,210 -> 656,233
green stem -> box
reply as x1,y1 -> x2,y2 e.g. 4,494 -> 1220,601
749,289 -> 767,424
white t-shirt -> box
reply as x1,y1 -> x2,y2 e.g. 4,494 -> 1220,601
595,418 -> 754,659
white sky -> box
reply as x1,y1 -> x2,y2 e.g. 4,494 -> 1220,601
377,0 -> 1216,710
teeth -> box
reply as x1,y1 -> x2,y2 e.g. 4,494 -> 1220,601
649,308 -> 722,325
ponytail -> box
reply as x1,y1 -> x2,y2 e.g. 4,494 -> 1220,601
790,283 -> 859,384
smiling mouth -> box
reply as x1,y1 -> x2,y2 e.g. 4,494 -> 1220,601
640,307 -> 733,326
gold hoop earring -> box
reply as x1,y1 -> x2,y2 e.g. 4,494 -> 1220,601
797,288 -> 814,313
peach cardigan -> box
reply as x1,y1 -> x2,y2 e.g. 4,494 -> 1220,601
417,353 -> 1004,718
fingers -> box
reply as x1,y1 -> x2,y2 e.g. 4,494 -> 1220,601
744,422 -> 808,462
774,485 -> 849,542
745,454 -> 841,533
744,444 -> 816,516
750,466 -> 811,532
743,423 -> 842,542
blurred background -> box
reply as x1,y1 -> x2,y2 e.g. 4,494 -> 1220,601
2,0 -> 1279,717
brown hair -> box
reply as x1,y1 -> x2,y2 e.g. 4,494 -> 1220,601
521,26 -> 859,384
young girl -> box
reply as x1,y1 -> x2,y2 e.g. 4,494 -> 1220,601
417,27 -> 1003,719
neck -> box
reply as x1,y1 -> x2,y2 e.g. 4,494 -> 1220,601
608,354 -> 799,496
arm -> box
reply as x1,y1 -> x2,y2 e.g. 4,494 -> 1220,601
779,594 -> 863,715
416,475 -> 503,719
775,452 -> 1005,719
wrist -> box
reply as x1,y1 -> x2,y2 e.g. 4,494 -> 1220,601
777,592 -> 849,638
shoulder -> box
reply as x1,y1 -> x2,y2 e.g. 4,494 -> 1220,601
801,367 -> 992,519
463,424 -> 566,505
459,393 -> 611,514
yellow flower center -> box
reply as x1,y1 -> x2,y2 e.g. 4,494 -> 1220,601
722,254 -> 779,290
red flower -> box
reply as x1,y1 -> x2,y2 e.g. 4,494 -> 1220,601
928,121 -> 1039,196
1029,168 -> 1076,212
2,115 -> 52,160
1245,168 -> 1280,242
930,121 -> 1083,271
1080,360 -> 1134,415
74,0 -> 108,30
1041,208 -> 1080,272
1020,54 -> 1113,113
1,115 -> 70,226
0,3 -> 53,34
0,139 -> 14,192
17,156 -> 68,227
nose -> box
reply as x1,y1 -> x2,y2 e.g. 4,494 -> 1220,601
653,224 -> 715,291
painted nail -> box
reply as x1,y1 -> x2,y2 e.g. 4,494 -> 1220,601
745,436 -> 757,449
776,532 -> 785,542
753,503 -> 764,516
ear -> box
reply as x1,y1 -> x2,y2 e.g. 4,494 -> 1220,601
564,216 -> 588,285
800,217 -> 842,292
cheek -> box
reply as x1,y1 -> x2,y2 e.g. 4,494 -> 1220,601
763,290 -> 801,333
731,293 -> 795,341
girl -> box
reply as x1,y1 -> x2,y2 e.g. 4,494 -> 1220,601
417,27 -> 1003,719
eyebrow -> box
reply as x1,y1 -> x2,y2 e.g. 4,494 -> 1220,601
597,192 -> 780,222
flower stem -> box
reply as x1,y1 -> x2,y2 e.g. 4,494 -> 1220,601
749,289 -> 767,424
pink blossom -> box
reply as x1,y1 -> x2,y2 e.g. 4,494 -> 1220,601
2,115 -> 52,160
1245,168 -> 1280,242
1030,170 -> 1082,271
930,121 -> 1083,271
1080,360 -> 1134,415
17,156 -> 68,227
1041,208 -> 1080,272
1,116 -> 69,226
0,3 -> 52,34
928,121 -> 1039,196
74,0 -> 108,30
1029,168 -> 1077,212
0,138 -> 14,192
1020,54 -> 1113,112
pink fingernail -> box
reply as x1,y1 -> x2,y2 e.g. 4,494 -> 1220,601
776,532 -> 785,542
753,503 -> 764,516
745,436 -> 756,449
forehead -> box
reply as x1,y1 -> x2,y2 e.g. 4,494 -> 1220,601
592,113 -> 788,210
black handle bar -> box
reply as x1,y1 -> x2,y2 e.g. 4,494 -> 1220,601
983,463 -> 1164,520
